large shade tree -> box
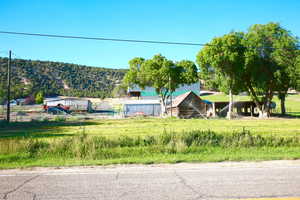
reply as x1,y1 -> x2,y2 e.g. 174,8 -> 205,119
197,32 -> 246,118
296,54 -> 300,91
197,22 -> 299,118
123,54 -> 198,113
243,23 -> 298,116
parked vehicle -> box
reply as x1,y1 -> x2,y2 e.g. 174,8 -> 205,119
43,104 -> 71,115
9,100 -> 18,106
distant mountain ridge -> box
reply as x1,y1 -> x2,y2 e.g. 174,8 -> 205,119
0,57 -> 127,98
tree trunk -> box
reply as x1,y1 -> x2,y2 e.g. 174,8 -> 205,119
280,95 -> 286,115
259,92 -> 273,118
227,89 -> 233,120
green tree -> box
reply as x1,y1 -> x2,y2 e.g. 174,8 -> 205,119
176,60 -> 199,84
197,32 -> 245,118
243,23 -> 298,116
124,54 -> 199,113
35,91 -> 44,104
197,23 -> 299,118
296,54 -> 300,91
123,57 -> 145,88
275,49 -> 299,114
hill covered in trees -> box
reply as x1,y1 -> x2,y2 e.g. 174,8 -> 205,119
0,57 -> 127,99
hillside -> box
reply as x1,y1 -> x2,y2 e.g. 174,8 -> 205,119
0,57 -> 127,98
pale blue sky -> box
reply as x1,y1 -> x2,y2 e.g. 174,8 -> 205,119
0,0 -> 299,69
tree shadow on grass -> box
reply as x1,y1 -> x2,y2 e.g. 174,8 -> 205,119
0,120 -> 101,129
271,112 -> 300,119
0,132 -> 75,139
0,121 -> 100,139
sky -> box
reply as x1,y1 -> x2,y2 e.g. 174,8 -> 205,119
0,0 -> 300,69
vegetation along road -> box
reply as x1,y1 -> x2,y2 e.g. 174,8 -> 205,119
0,94 -> 299,169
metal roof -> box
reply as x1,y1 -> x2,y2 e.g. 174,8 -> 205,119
128,82 -> 200,97
44,98 -> 90,102
172,91 -> 194,107
171,91 -> 206,107
123,99 -> 160,105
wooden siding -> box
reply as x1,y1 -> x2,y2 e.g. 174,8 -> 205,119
167,92 -> 209,119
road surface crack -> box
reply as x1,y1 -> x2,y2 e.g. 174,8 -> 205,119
3,175 -> 39,200
173,170 -> 203,200
24,190 -> 37,200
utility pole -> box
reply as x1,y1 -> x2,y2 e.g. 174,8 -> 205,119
6,50 -> 11,123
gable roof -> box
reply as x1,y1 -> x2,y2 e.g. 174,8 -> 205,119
171,91 -> 202,107
128,82 -> 200,97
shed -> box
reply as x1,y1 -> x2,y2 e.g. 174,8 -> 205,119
44,98 -> 93,112
166,91 -> 211,118
123,100 -> 161,117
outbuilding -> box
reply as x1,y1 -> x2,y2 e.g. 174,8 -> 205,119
123,100 -> 161,117
166,91 -> 211,118
44,98 -> 93,112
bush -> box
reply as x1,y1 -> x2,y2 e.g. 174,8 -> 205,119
25,139 -> 49,157
35,91 -> 44,104
182,130 -> 222,147
1,129 -> 300,161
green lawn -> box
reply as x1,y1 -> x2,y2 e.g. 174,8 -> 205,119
0,94 -> 299,169
0,118 -> 300,139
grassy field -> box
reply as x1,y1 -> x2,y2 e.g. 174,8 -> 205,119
1,118 -> 300,138
0,94 -> 299,169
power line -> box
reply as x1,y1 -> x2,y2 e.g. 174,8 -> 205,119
0,30 -> 298,50
0,31 -> 206,46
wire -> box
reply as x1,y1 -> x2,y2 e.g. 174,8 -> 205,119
0,31 -> 206,46
0,30 -> 298,50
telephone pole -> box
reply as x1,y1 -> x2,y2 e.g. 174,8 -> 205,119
6,50 -> 11,123
169,75 -> 172,117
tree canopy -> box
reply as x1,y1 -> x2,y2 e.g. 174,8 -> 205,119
197,22 -> 299,117
123,54 -> 199,112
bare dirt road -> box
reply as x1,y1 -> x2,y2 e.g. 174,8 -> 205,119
0,160 -> 300,200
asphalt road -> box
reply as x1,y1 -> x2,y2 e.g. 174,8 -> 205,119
0,160 -> 300,200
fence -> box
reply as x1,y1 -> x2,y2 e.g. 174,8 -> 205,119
0,102 -> 124,123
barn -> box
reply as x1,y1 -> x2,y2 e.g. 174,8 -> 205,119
123,100 -> 161,117
44,98 -> 93,112
166,91 -> 211,118
128,82 -> 201,99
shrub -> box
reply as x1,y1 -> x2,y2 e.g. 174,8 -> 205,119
35,91 -> 44,104
24,139 -> 49,157
182,130 -> 222,147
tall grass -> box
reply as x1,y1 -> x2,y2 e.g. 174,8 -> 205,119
1,129 -> 299,162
